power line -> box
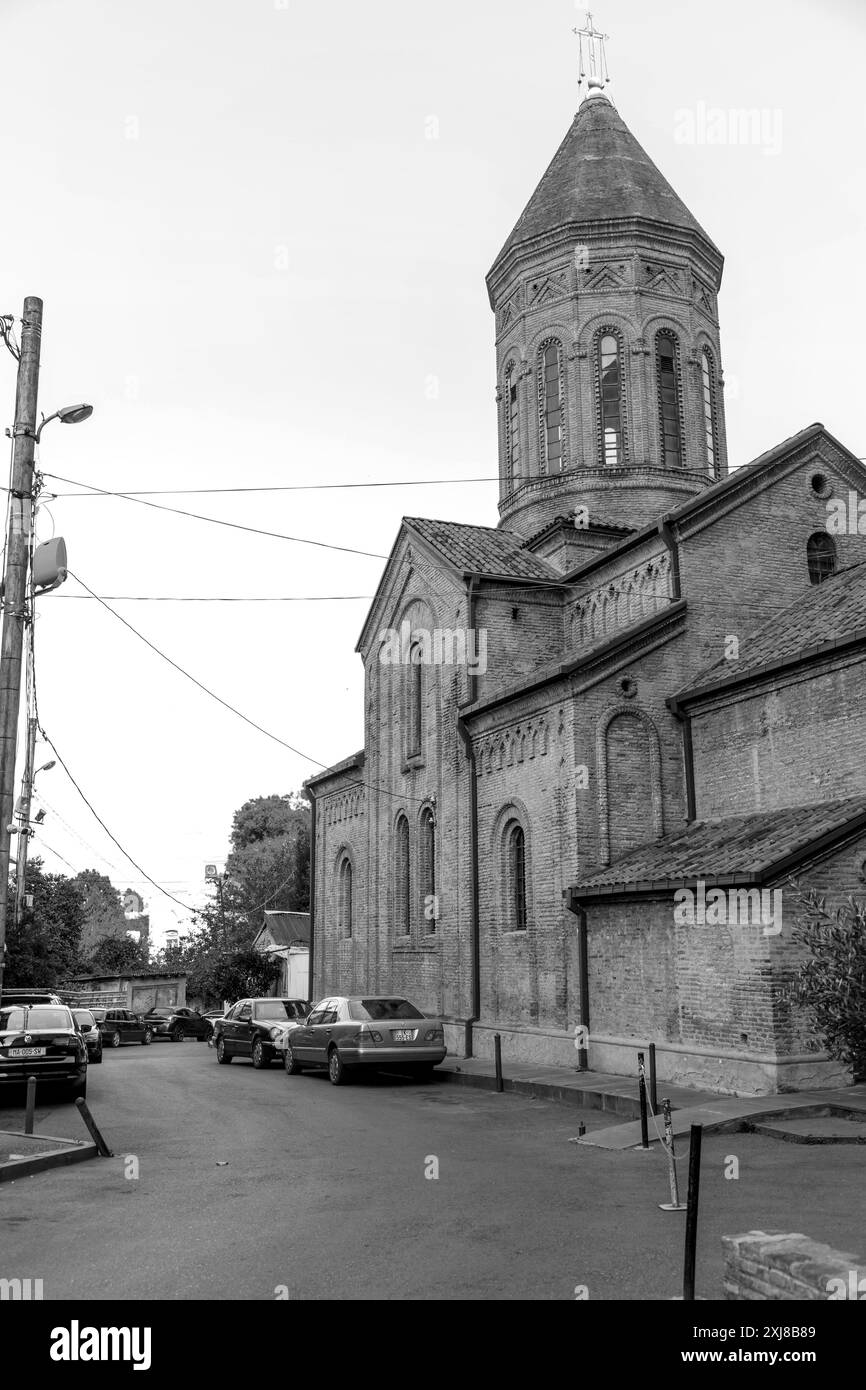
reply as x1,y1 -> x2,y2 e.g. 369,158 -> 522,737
69,571 -> 328,769
42,473 -> 388,559
52,593 -> 374,603
45,475 -> 498,497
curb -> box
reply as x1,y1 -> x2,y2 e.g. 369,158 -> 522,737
0,1132 -> 99,1183
437,1065 -> 645,1118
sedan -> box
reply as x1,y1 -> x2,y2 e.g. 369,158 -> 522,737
0,1003 -> 88,1100
285,996 -> 446,1085
72,1008 -> 103,1064
213,999 -> 311,1069
92,1008 -> 153,1048
143,1007 -> 213,1043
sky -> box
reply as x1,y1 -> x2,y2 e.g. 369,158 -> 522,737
0,0 -> 864,947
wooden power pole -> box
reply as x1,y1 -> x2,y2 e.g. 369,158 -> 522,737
0,297 -> 43,996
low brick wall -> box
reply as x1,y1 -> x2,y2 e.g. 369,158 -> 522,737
723,1231 -> 866,1300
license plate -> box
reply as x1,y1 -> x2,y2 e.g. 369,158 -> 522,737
393,1029 -> 417,1043
9,1047 -> 46,1057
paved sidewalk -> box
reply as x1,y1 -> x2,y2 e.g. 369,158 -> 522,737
437,1055 -> 866,1149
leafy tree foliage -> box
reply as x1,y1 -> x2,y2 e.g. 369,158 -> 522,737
4,858 -> 85,986
74,869 -> 130,961
791,889 -> 866,1070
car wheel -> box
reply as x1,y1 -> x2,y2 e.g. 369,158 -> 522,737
284,1045 -> 304,1076
170,1027 -> 183,1043
142,1029 -> 153,1046
110,1031 -> 121,1048
216,1037 -> 232,1065
196,1033 -> 206,1042
252,1038 -> 270,1070
68,1078 -> 87,1102
328,1046 -> 349,1086
92,1049 -> 103,1065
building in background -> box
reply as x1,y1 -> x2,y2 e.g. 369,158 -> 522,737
252,911 -> 311,999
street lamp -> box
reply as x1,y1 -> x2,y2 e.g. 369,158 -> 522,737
35,403 -> 93,442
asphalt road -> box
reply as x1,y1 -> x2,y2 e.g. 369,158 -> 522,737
0,1041 -> 862,1300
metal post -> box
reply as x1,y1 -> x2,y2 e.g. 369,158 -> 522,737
637,1050 -> 649,1149
74,1097 -> 113,1157
24,1074 -> 36,1133
0,298 -> 43,997
683,1124 -> 703,1299
648,1041 -> 658,1113
13,716 -> 37,931
658,1097 -> 686,1212
494,1033 -> 503,1092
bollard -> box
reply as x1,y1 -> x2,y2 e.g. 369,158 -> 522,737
682,1124 -> 703,1300
24,1075 -> 37,1134
578,1122 -> 586,1137
637,1051 -> 649,1149
494,1033 -> 503,1093
648,1042 -> 658,1113
658,1098 -> 686,1212
74,1097 -> 113,1157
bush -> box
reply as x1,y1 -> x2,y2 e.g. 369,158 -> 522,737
791,890 -> 866,1071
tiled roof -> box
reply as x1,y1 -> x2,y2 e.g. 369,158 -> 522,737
405,517 -> 561,582
569,797 -> 866,896
677,562 -> 866,699
491,94 -> 718,274
259,911 -> 311,947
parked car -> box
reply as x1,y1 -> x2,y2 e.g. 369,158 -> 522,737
203,1010 -> 225,1046
91,1007 -> 153,1048
0,1003 -> 88,1100
72,1008 -> 103,1064
144,1007 -> 213,1042
213,999 -> 311,1069
284,996 -> 446,1085
0,989 -> 62,1006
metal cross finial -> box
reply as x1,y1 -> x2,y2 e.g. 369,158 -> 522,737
573,9 -> 610,95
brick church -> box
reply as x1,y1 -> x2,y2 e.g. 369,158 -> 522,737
306,64 -> 866,1095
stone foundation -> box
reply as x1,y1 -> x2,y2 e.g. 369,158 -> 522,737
723,1231 -> 866,1300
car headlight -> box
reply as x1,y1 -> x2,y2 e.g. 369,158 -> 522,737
268,1026 -> 283,1040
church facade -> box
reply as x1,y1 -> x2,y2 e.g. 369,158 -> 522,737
305,82 -> 866,1096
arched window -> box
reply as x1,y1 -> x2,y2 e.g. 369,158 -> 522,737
406,646 -> 424,759
807,532 -> 837,585
538,340 -> 565,473
504,362 -> 521,484
656,331 -> 683,468
507,823 -> 527,931
598,331 -> 624,465
395,816 -> 410,935
338,857 -> 353,939
420,808 -> 436,934
701,348 -> 718,477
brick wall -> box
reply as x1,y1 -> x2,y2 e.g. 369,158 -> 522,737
723,1231 -> 866,1300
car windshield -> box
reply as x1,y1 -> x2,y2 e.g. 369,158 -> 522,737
91,1010 -> 106,1021
146,1009 -> 172,1017
253,1001 -> 306,1020
350,998 -> 424,1021
0,1006 -> 71,1031
73,1011 -> 95,1025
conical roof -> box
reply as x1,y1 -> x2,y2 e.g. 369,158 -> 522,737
490,93 -> 719,276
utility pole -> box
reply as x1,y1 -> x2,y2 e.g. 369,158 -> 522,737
13,717 -> 37,932
0,297 -> 43,997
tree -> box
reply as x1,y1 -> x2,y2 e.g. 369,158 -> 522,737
791,889 -> 866,1072
75,870 -> 129,960
87,934 -> 151,976
4,858 -> 85,987
223,794 -> 310,935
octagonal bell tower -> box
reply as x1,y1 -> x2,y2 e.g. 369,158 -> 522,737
488,19 -> 728,541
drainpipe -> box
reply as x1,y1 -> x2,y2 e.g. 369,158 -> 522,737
305,784 -> 317,1001
667,695 -> 696,823
562,890 -> 590,1069
457,574 -> 481,1057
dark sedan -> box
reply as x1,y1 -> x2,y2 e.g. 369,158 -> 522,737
285,996 -> 446,1085
92,1007 -> 153,1048
213,998 -> 311,1069
144,1007 -> 213,1042
72,1009 -> 103,1064
0,1003 -> 88,1099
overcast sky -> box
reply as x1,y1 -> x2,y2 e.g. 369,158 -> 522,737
1,0 -> 863,945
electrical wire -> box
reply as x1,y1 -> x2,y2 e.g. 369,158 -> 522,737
68,570 -> 329,768
45,475 -> 498,497
41,473 -> 388,559
52,593 -> 374,603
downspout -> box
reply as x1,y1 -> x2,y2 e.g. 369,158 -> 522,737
305,784 -> 317,1002
563,889 -> 590,1070
457,573 -> 481,1057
